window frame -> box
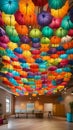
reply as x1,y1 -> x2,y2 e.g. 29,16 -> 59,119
6,96 -> 11,113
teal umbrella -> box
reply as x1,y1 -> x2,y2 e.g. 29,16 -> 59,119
61,16 -> 73,30
6,26 -> 18,36
0,0 -> 18,14
55,27 -> 68,38
41,37 -> 50,44
42,26 -> 54,38
9,35 -> 20,43
48,0 -> 66,9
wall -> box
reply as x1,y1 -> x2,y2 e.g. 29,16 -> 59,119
0,88 -> 15,115
15,94 -> 60,112
61,87 -> 73,114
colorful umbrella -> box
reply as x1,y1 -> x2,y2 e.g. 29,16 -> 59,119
42,26 -> 54,38
61,16 -> 73,30
41,37 -> 50,44
48,0 -> 66,9
29,28 -> 42,38
6,26 -> 18,36
0,0 -> 18,14
51,0 -> 69,18
19,0 -> 35,15
49,17 -> 62,29
37,11 -> 52,26
2,12 -> 16,26
15,23 -> 28,35
0,35 -> 9,43
55,27 -> 68,38
20,36 -> 30,43
0,27 -> 6,36
32,0 -> 48,7
14,10 -> 25,25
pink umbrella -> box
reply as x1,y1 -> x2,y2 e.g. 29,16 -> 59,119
49,17 -> 62,29
0,42 -> 7,49
68,29 -> 73,37
0,35 -> 10,43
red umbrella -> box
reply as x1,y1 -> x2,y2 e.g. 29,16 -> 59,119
49,17 -> 62,29
14,10 -> 25,25
0,35 -> 10,43
68,29 -> 73,36
32,0 -> 48,7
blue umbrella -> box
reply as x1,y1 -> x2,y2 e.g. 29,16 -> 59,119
0,0 -> 18,14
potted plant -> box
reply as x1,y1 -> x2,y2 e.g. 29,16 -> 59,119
67,101 -> 73,122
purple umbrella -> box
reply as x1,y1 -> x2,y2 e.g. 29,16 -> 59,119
0,42 -> 7,49
0,35 -> 10,43
20,36 -> 31,43
0,27 -> 5,36
37,11 -> 52,26
32,42 -> 40,48
47,48 -> 57,54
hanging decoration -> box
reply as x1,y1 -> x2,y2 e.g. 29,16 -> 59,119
0,0 -> 73,96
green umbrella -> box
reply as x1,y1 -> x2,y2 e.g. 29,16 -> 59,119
6,25 -> 18,37
48,0 -> 66,9
55,27 -> 68,38
0,0 -> 18,14
0,50 -> 6,56
42,26 -> 54,38
61,16 -> 73,30
41,37 -> 50,44
29,28 -> 42,38
9,35 -> 20,43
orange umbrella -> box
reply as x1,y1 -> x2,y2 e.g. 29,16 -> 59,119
51,0 -> 69,18
50,36 -> 61,44
19,0 -> 35,15
25,13 -> 37,26
15,23 -> 28,35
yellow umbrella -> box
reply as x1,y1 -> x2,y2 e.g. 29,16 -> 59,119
19,0 -> 35,15
2,12 -> 16,26
8,42 -> 18,50
23,50 -> 32,58
2,56 -> 10,61
51,0 -> 69,18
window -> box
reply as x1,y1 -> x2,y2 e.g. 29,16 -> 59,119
6,97 -> 11,113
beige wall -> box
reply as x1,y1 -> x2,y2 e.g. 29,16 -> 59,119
15,95 -> 60,112
61,87 -> 73,114
0,88 -> 14,115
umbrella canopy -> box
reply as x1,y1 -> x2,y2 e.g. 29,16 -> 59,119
0,12 -> 5,26
32,0 -> 48,7
14,10 -> 25,25
0,0 -> 18,14
61,16 -> 73,30
41,37 -> 50,44
37,11 -> 52,26
0,35 -> 9,43
51,0 -> 69,18
0,27 -> 6,36
29,28 -> 42,38
19,0 -> 35,15
55,27 -> 68,38
42,26 -> 54,38
49,17 -> 62,29
15,23 -> 28,35
48,0 -> 66,9
20,36 -> 30,43
2,12 -> 16,26
6,26 -> 18,36
25,13 -> 37,26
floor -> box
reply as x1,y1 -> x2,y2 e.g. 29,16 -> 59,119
0,117 -> 73,130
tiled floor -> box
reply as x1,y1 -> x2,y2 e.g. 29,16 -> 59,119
0,117 -> 73,130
